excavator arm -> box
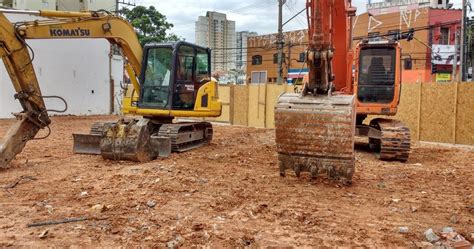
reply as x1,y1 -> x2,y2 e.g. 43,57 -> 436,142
305,0 -> 356,94
0,10 -> 143,168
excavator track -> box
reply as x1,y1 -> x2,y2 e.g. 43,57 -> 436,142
369,118 -> 411,162
275,93 -> 356,185
158,122 -> 213,152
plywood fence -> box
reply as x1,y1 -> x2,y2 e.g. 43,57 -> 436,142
208,82 -> 474,146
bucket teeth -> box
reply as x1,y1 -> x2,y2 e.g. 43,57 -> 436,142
275,93 -> 356,184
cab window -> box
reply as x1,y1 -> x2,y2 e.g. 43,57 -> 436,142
173,45 -> 195,110
196,48 -> 210,82
141,47 -> 173,108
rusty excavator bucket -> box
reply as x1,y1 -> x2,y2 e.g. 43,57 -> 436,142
275,93 -> 356,184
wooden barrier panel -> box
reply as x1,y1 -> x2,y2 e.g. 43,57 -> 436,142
232,85 -> 249,126
456,83 -> 474,145
392,83 -> 421,141
420,83 -> 456,143
247,84 -> 266,128
220,82 -> 474,146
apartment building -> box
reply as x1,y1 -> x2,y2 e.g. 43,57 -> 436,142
195,11 -> 236,73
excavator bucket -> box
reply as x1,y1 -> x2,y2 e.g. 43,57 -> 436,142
275,93 -> 356,185
72,134 -> 102,155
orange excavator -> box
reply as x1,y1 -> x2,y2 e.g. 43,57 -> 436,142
275,0 -> 412,184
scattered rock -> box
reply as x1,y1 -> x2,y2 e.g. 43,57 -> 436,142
38,230 -> 49,239
90,204 -> 107,213
79,191 -> 88,197
44,205 -> 54,214
192,223 -> 205,231
166,235 -> 184,249
411,206 -> 418,213
399,227 -> 409,234
377,182 -> 386,189
392,198 -> 402,203
424,228 -> 440,243
441,227 -> 454,234
415,241 -> 434,248
146,200 -> 157,208
451,240 -> 471,249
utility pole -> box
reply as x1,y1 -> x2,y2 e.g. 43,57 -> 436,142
277,0 -> 285,84
116,0 -> 136,14
460,0 -> 467,81
452,29 -> 459,82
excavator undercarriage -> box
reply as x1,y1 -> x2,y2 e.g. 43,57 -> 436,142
73,119 -> 213,162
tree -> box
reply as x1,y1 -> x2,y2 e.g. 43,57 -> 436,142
120,6 -> 183,46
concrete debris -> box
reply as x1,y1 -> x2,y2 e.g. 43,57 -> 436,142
38,230 -> 49,239
441,227 -> 454,234
398,227 -> 409,234
424,228 -> 440,243
146,200 -> 157,208
449,215 -> 459,224
392,198 -> 402,203
166,235 -> 184,249
424,227 -> 472,249
44,205 -> 54,214
90,204 -> 108,213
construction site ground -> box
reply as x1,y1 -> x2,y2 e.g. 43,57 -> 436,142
0,115 -> 473,247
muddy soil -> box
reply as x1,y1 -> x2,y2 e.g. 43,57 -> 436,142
0,116 -> 472,247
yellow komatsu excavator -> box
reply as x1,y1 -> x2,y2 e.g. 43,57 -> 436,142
0,9 -> 222,168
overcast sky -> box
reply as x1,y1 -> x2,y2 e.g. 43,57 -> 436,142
134,0 -> 464,42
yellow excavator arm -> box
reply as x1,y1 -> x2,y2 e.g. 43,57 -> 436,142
0,9 -> 143,168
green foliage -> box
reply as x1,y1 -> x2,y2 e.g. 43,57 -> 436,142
120,6 -> 183,46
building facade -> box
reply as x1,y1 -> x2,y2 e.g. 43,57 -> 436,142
236,31 -> 258,71
0,12 -> 124,118
0,0 -> 116,11
246,30 -> 308,84
353,7 -> 461,82
367,0 -> 451,15
195,11 -> 236,73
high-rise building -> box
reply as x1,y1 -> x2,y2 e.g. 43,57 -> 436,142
195,11 -> 236,73
0,0 -> 117,12
236,31 -> 258,71
57,0 -> 117,12
367,0 -> 451,15
0,0 -> 56,10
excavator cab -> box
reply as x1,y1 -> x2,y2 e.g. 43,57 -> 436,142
74,41 -> 221,162
122,41 -> 221,117
355,41 -> 402,116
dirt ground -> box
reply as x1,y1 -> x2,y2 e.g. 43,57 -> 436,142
0,115 -> 473,247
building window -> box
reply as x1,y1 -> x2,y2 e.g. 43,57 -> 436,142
438,0 -> 443,4
298,52 -> 306,62
273,53 -> 286,64
251,71 -> 267,83
404,58 -> 413,70
440,27 -> 449,45
252,55 -> 262,65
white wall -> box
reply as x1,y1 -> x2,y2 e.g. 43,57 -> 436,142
13,0 -> 56,10
0,13 -> 124,118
